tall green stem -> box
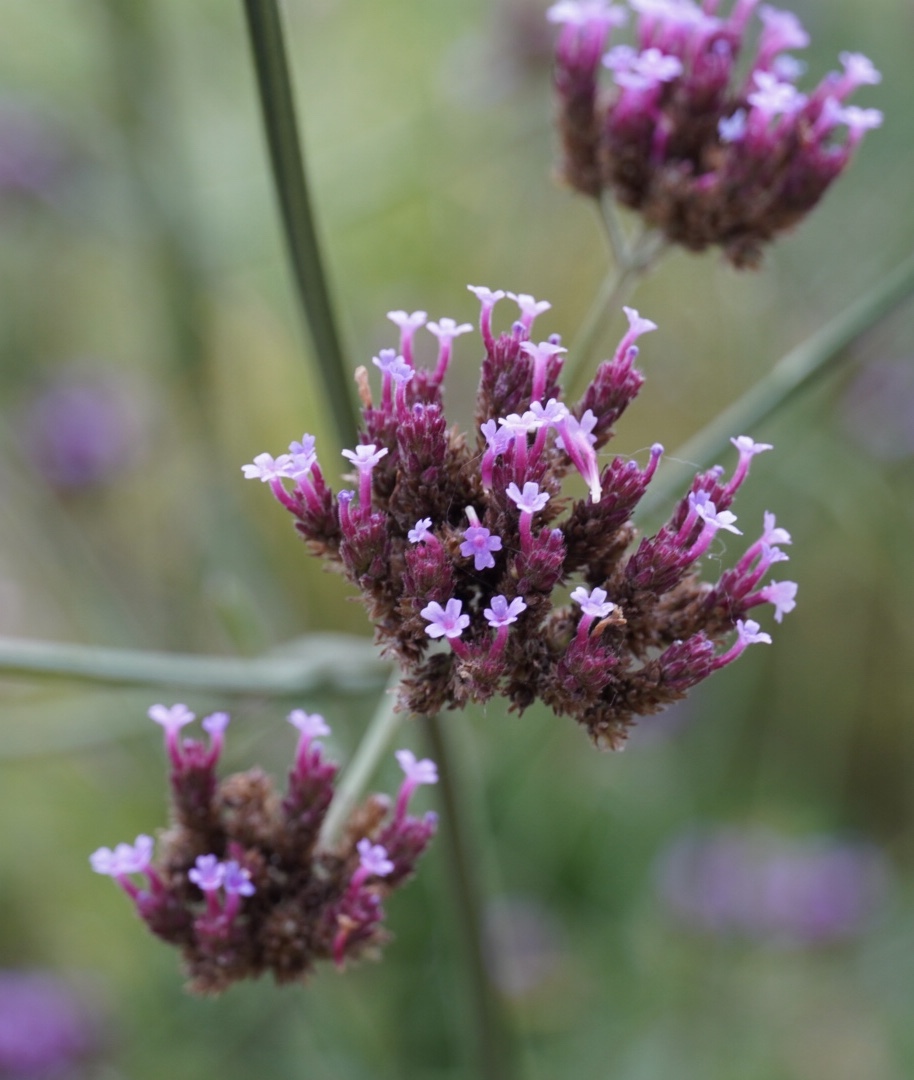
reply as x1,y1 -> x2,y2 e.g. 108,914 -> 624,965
243,0 -> 357,446
638,249 -> 914,520
424,712 -> 517,1080
318,669 -> 404,846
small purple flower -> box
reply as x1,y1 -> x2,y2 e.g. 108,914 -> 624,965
222,860 -> 256,898
460,524 -> 504,571
201,711 -> 230,763
394,749 -> 439,824
757,579 -> 798,623
188,854 -> 225,893
241,452 -> 293,482
288,709 -> 330,741
484,595 -> 527,628
356,839 -> 395,879
342,443 -> 388,510
408,518 -> 434,544
148,703 -> 195,767
519,340 -> 568,401
396,749 -> 439,788
570,585 -> 614,618
507,291 -> 552,332
421,598 -> 471,640
506,481 -> 550,515
387,310 -> 428,333
90,836 -> 153,879
427,317 -> 473,342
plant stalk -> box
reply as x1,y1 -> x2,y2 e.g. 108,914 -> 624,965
638,249 -> 914,519
424,712 -> 517,1080
242,0 -> 357,446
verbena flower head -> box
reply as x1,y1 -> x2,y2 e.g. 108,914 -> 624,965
548,0 -> 883,266
89,705 -> 436,993
246,288 -> 795,749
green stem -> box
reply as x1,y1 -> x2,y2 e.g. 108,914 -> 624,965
638,250 -> 914,520
318,669 -> 404,847
0,635 -> 388,696
423,712 -> 517,1080
242,0 -> 357,446
566,198 -> 666,398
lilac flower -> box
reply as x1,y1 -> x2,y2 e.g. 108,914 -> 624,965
549,0 -> 883,265
570,585 -> 614,618
90,703 -> 436,992
387,310 -> 427,367
754,579 -> 798,622
222,860 -> 256,898
485,594 -> 529,656
468,285 -> 506,350
394,749 -> 439,823
460,524 -> 504,571
421,599 -> 471,642
507,291 -> 552,333
242,452 -> 292,482
356,839 -> 395,879
506,481 -> 550,515
148,703 -> 195,768
484,595 -> 528,628
555,410 -> 602,502
427,317 -> 474,384
408,517 -> 435,544
249,288 -> 795,747
189,854 -> 225,894
342,443 -> 388,510
519,340 -> 568,402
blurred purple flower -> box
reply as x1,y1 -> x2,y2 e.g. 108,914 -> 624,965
654,825 -> 891,946
0,103 -> 69,201
0,970 -> 102,1076
18,369 -> 150,490
483,895 -> 566,998
841,355 -> 914,462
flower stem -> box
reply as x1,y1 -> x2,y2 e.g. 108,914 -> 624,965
638,250 -> 914,520
423,711 -> 517,1080
318,669 -> 404,847
242,0 -> 357,446
0,634 -> 388,696
567,197 -> 666,398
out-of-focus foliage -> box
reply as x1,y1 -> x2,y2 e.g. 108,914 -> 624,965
1,1 -> 913,1077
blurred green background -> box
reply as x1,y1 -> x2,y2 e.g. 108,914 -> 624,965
1,0 -> 913,1077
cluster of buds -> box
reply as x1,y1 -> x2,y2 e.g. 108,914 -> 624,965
548,0 -> 882,266
90,705 -> 437,993
244,289 -> 796,749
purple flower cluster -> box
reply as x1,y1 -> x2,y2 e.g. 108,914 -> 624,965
90,705 -> 437,993
654,825 -> 891,945
245,291 -> 796,749
0,970 -> 102,1077
548,0 -> 882,266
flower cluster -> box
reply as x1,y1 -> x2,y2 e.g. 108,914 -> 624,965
245,290 -> 796,749
90,705 -> 437,993
548,0 -> 882,266
654,825 -> 891,945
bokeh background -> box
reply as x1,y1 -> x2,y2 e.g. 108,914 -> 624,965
1,0 -> 913,1077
